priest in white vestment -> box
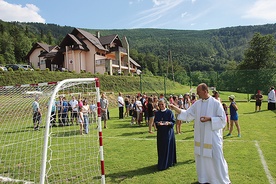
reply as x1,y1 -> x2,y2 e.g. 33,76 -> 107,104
169,83 -> 231,184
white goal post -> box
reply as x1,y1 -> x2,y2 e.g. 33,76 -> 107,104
0,78 -> 105,184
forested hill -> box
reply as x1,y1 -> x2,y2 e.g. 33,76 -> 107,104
99,25 -> 276,72
1,20 -> 276,73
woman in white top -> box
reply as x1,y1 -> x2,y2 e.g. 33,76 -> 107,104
175,95 -> 183,134
135,97 -> 143,126
82,100 -> 90,134
183,93 -> 191,123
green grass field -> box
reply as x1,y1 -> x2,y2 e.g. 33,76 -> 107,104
0,98 -> 275,183
102,102 -> 275,184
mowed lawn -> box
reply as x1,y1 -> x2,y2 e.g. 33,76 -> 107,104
102,102 -> 276,184
0,98 -> 275,184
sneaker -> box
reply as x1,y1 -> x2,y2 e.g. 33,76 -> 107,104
238,134 -> 241,137
226,133 -> 231,137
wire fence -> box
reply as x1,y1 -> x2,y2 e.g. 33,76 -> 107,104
164,69 -> 276,93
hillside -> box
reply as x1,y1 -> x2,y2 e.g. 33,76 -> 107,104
0,71 -> 187,96
96,24 -> 276,71
1,20 -> 276,73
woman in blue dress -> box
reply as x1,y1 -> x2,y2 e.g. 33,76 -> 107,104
154,99 -> 177,171
226,95 -> 241,137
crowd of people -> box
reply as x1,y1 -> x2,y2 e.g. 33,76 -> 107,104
33,95 -> 98,135
31,84 -> 276,183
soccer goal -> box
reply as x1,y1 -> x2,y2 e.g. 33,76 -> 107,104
0,78 -> 105,184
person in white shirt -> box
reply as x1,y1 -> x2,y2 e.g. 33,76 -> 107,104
169,83 -> 231,184
82,100 -> 90,134
89,100 -> 97,124
32,96 -> 42,130
100,93 -> 108,128
135,97 -> 143,126
268,86 -> 276,110
69,96 -> 79,125
118,92 -> 124,119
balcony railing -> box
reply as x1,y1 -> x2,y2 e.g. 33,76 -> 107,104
112,60 -> 119,65
109,46 -> 127,53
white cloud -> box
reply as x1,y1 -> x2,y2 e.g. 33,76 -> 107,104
0,0 -> 45,23
181,12 -> 188,18
243,0 -> 276,21
131,0 -> 184,27
152,0 -> 166,6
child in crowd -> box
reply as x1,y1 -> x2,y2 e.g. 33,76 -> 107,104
79,107 -> 84,135
89,100 -> 97,123
222,103 -> 230,131
130,98 -> 136,125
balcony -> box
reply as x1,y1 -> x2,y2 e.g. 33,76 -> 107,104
109,46 -> 127,54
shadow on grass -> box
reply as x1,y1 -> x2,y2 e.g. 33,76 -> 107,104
121,131 -> 149,136
182,135 -> 194,140
4,125 -> 46,134
243,110 -> 265,114
4,128 -> 33,134
112,122 -> 138,129
52,130 -> 80,137
112,121 -> 149,129
107,159 -> 195,183
182,129 -> 194,133
223,135 -> 236,139
243,109 -> 276,114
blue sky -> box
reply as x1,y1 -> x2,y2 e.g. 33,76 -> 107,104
0,0 -> 276,30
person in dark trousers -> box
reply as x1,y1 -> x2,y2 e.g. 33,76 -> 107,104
118,92 -> 124,119
154,99 -> 177,171
254,90 -> 263,112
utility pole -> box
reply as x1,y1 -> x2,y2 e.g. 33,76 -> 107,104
166,51 -> 169,77
164,74 -> 166,97
169,50 -> 175,82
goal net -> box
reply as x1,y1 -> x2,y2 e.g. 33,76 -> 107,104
0,78 -> 105,184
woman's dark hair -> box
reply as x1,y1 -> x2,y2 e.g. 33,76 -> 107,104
148,97 -> 153,103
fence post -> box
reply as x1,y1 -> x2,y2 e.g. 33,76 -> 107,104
140,74 -> 142,94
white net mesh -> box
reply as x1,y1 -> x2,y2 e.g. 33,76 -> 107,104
0,79 -> 102,184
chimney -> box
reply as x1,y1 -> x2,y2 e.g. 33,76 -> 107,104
96,31 -> 100,38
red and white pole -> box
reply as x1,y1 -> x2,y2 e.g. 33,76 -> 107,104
95,78 -> 105,184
